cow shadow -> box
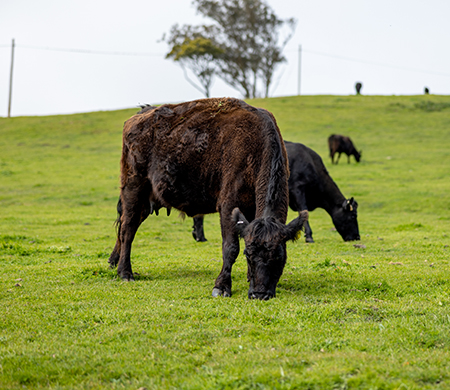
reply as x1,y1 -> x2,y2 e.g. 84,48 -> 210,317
90,258 -> 382,300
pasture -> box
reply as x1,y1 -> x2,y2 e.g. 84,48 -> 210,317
1,95 -> 449,389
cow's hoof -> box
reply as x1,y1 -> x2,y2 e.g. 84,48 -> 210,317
212,287 -> 231,297
108,261 -> 118,269
108,254 -> 119,268
192,232 -> 207,242
119,272 -> 134,281
305,237 -> 314,243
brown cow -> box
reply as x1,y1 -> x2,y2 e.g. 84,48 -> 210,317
108,98 -> 308,300
328,134 -> 361,164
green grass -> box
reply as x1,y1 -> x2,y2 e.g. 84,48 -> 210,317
1,95 -> 450,389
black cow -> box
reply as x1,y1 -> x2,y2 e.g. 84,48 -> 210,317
109,98 -> 308,300
192,141 -> 360,243
328,134 -> 361,164
355,82 -> 362,95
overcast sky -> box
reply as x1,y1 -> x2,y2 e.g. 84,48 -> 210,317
1,0 -> 449,117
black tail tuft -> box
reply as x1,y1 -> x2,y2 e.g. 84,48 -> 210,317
114,197 -> 122,234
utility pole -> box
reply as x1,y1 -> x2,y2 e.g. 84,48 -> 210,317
8,39 -> 15,118
297,44 -> 302,96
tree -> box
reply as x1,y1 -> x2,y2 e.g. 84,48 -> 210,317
164,0 -> 296,99
164,24 -> 224,98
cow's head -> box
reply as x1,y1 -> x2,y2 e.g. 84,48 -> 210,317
354,150 -> 362,162
232,208 -> 308,300
332,197 -> 360,241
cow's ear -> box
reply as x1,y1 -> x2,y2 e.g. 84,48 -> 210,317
342,198 -> 354,211
284,210 -> 309,242
231,208 -> 249,237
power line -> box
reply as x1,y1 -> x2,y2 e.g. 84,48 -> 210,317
299,48 -> 450,78
0,43 -> 164,57
2,42 -> 450,78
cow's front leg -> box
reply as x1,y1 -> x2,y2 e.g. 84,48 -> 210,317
212,211 -> 239,297
192,215 -> 207,242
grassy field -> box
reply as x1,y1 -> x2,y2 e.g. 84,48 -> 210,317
1,95 -> 450,389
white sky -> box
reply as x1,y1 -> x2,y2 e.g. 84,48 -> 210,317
1,0 -> 449,117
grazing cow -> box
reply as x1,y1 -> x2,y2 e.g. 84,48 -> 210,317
192,141 -> 360,243
355,82 -> 362,95
328,134 -> 361,164
108,98 -> 308,300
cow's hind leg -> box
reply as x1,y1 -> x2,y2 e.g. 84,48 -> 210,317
115,180 -> 151,281
304,220 -> 314,243
109,195 -> 151,268
109,241 -> 121,268
212,208 -> 240,297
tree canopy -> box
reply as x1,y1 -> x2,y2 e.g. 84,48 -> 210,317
164,24 -> 224,97
163,0 -> 296,99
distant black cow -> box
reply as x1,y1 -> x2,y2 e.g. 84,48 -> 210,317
424,87 -> 430,94
193,141 -> 360,243
355,82 -> 362,95
328,134 -> 361,164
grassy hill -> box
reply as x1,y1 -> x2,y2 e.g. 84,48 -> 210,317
1,95 -> 449,389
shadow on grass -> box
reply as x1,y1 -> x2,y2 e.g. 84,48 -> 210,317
81,265 -> 218,283
82,262 -> 393,301
78,263 -> 253,298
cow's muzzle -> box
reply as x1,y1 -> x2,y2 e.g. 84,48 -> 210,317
344,235 -> 360,241
248,290 -> 275,300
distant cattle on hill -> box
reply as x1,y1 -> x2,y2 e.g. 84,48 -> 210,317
328,134 -> 361,164
355,82 -> 362,95
192,141 -> 360,243
108,98 -> 308,300
424,87 -> 430,94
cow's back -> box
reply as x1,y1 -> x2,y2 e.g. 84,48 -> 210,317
285,141 -> 322,188
285,141 -> 342,211
121,98 -> 288,219
328,134 -> 341,153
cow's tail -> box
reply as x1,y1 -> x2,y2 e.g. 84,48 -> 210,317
114,197 -> 122,236
108,197 -> 123,268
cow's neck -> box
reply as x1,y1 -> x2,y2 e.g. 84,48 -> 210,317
320,177 -> 346,216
